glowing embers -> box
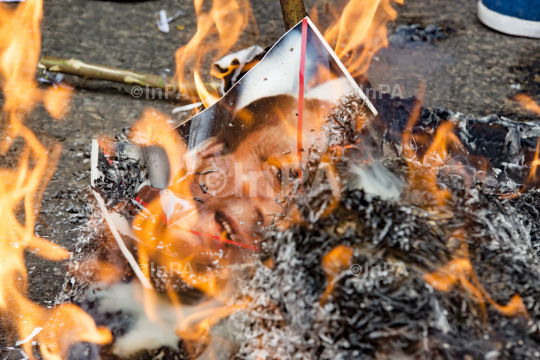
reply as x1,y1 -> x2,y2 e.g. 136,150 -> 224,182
424,238 -> 528,321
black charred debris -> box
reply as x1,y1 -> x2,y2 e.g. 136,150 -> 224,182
80,91 -> 540,360
94,150 -> 146,213
389,24 -> 447,45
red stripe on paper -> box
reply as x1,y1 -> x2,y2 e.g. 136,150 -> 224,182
297,18 -> 308,163
134,196 -> 148,207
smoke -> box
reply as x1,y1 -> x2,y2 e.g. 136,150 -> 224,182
348,162 -> 404,200
87,282 -> 180,357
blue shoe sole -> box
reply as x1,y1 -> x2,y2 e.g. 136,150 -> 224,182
478,1 -> 540,38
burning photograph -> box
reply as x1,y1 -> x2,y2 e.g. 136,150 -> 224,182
1,0 -> 540,359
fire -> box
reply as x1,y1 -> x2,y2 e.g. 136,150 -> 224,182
527,138 -> 540,186
130,108 -> 186,184
129,109 -> 249,353
500,138 -> 540,197
324,0 -> 403,77
175,0 -> 404,101
424,239 -> 528,321
130,111 -> 220,294
419,121 -> 466,204
0,0 -> 110,357
513,96 -> 540,191
194,70 -> 218,108
401,88 -> 466,206
138,0 -> 407,343
515,94 -> 540,116
174,0 -> 253,102
320,245 -> 353,304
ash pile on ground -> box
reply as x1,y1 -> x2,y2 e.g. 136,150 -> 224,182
389,24 -> 446,45
63,94 -> 540,360
226,96 -> 540,360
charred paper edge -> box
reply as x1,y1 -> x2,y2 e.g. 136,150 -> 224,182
90,140 -> 153,289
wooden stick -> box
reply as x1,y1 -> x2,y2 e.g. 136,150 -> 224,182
39,55 -> 170,89
38,55 -> 219,98
280,0 -> 307,31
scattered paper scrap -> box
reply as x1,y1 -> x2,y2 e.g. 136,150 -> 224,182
15,327 -> 43,346
157,10 -> 169,33
172,102 -> 203,114
157,9 -> 185,34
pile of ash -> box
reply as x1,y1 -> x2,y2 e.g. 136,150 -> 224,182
226,95 -> 540,359
233,182 -> 540,359
66,91 -> 540,360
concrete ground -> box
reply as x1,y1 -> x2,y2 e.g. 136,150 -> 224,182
0,0 -> 539,356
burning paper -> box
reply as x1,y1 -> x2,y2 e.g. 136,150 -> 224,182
90,18 -> 377,351
91,17 -> 377,283
82,9 -> 540,358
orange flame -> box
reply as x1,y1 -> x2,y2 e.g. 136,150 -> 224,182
175,0 -> 254,102
194,70 -> 219,108
526,138 -> 540,186
499,138 -> 540,198
515,94 -> 540,116
129,110 -> 249,352
511,95 -> 540,193
324,0 -> 403,77
424,239 -> 528,321
130,108 -> 187,184
320,245 -> 353,304
402,88 -> 460,206
125,0 -> 407,349
0,0 -> 110,357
